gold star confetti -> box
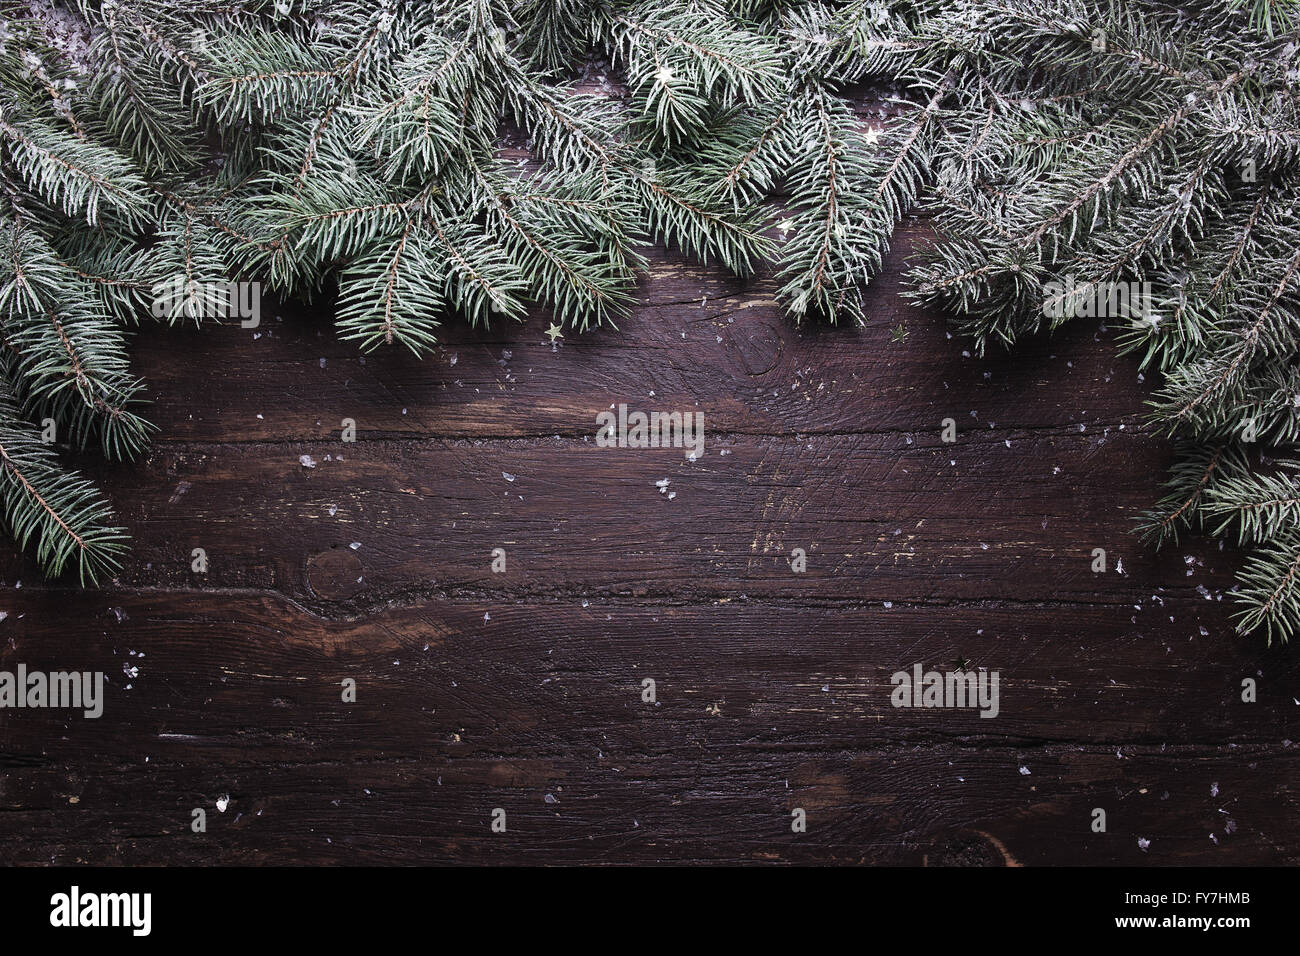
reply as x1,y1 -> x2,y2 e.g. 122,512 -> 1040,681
545,323 -> 564,343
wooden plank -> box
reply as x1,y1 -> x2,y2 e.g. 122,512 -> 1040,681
0,748 -> 1291,865
0,428 -> 1235,604
126,227 -> 1155,442
2,589 -> 1290,751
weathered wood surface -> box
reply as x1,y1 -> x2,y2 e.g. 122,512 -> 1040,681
0,227 -> 1295,865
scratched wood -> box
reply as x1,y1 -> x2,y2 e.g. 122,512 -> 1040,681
0,226 -> 1295,865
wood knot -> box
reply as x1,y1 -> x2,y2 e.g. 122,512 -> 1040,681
306,548 -> 363,601
720,314 -> 784,377
925,828 -> 1022,867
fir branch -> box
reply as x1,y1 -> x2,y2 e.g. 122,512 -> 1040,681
0,114 -> 149,226
0,376 -> 127,585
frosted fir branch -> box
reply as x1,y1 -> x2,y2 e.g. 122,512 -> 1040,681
1234,533 -> 1300,644
0,116 -> 149,226
1172,245 -> 1300,424
0,384 -> 129,584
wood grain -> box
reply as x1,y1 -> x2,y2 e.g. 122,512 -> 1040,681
0,227 -> 1294,865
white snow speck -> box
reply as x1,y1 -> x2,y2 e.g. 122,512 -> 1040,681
299,454 -> 317,469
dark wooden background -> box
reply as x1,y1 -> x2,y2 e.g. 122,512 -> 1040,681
0,226 -> 1295,865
